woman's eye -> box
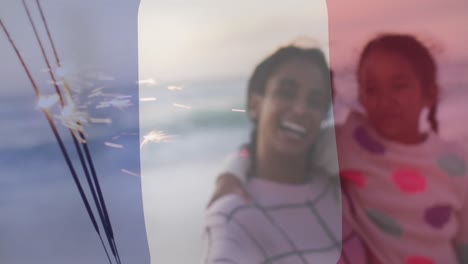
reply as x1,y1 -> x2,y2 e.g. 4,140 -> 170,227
274,79 -> 298,99
277,88 -> 295,99
308,97 -> 326,109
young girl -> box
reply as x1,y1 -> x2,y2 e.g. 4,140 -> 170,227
203,45 -> 367,263
210,34 -> 468,264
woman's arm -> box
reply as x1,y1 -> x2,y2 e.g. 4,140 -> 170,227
207,173 -> 249,208
207,150 -> 251,208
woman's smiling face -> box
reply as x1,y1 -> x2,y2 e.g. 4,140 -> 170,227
249,58 -> 330,157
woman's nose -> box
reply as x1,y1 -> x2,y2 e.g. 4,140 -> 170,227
291,99 -> 311,117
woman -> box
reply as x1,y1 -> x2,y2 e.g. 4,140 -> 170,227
202,44 -> 366,264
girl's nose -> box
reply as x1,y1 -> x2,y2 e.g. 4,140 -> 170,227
376,89 -> 398,109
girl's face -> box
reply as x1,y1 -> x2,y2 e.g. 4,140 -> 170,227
249,58 -> 329,157
359,49 -> 436,143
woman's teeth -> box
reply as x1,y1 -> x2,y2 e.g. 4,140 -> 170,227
280,121 -> 307,138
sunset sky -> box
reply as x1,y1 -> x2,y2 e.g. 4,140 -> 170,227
2,0 -> 466,91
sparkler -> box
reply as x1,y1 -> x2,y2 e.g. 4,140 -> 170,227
34,1 -> 122,261
35,1 -> 122,261
1,17 -> 113,264
1,1 -> 123,263
96,97 -> 133,110
231,108 -> 246,113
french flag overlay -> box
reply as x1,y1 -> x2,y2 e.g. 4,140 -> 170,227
1,0 -> 467,263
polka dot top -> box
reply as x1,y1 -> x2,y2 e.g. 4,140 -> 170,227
336,112 -> 468,264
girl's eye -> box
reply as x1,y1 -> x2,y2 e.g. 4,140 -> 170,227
365,85 -> 377,95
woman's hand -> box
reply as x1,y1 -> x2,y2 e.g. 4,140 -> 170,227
207,173 -> 250,208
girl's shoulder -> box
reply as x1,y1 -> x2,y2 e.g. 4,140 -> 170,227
427,133 -> 468,158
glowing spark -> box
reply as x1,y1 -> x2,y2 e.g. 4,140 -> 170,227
90,118 -> 112,124
167,85 -> 183,91
140,130 -> 176,148
121,169 -> 139,177
104,142 -> 124,149
88,87 -> 105,98
173,103 -> 191,110
140,97 -> 157,102
137,78 -> 157,86
115,95 -> 132,99
231,108 -> 246,112
53,104 -> 88,143
96,98 -> 132,110
121,132 -> 138,136
88,91 -> 103,98
37,94 -> 59,109
98,93 -> 131,99
91,86 -> 105,93
55,104 -> 88,131
96,103 -> 109,109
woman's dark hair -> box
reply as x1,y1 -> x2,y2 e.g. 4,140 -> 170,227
243,45 -> 334,179
357,33 -> 439,133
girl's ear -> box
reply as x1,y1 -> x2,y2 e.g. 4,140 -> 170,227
248,94 -> 263,121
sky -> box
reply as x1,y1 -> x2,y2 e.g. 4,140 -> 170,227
3,0 -> 467,90
138,0 -> 329,83
0,0 -> 140,97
